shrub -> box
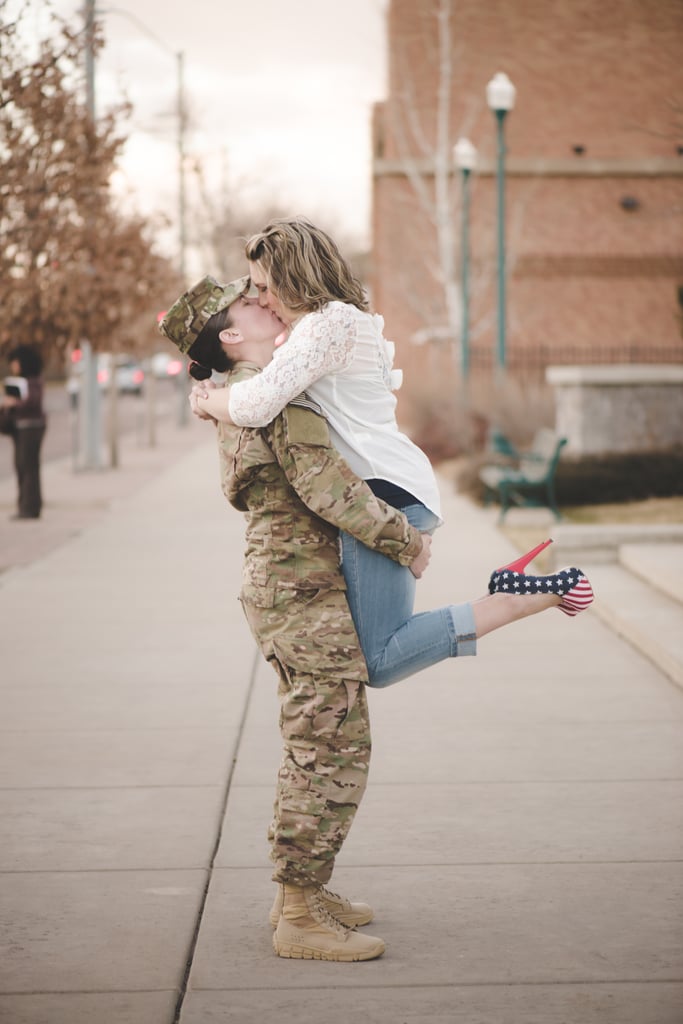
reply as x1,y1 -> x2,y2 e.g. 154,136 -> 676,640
554,451 -> 683,506
452,448 -> 683,507
408,371 -> 555,462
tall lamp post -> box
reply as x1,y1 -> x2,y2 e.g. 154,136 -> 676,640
92,6 -> 189,425
98,6 -> 187,279
453,137 -> 477,381
486,72 -> 516,375
78,0 -> 103,470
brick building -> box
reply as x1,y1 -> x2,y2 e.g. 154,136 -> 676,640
371,0 -> 683,415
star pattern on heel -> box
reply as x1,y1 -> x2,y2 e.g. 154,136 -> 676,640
487,566 -> 594,616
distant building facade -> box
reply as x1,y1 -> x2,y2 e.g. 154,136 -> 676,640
371,0 -> 683,412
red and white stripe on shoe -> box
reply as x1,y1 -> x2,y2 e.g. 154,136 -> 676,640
558,574 -> 594,616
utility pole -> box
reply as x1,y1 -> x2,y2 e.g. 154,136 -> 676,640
175,48 -> 189,425
78,0 -> 103,470
99,8 -> 190,425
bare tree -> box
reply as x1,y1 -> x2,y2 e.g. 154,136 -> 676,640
382,0 -> 538,360
384,0 -> 465,356
187,157 -> 290,278
187,155 -> 369,288
0,4 -> 182,365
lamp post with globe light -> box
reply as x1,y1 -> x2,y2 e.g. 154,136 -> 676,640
453,137 -> 477,381
486,72 -> 516,374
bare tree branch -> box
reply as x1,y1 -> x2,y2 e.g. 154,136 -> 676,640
0,2 -> 182,361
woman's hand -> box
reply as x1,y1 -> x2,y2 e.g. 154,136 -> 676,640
409,533 -> 432,579
189,380 -> 216,421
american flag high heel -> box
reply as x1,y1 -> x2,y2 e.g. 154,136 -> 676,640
488,565 -> 594,617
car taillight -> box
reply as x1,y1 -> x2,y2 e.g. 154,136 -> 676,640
167,360 -> 183,376
97,369 -> 108,384
133,369 -> 144,384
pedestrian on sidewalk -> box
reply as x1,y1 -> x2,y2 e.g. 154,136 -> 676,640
0,344 -> 47,519
161,275 -> 593,963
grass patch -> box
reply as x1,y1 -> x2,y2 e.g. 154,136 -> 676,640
500,496 -> 683,569
561,496 -> 683,525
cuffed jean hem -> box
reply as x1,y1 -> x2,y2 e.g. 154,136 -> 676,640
366,601 -> 477,689
448,601 -> 477,657
341,501 -> 478,688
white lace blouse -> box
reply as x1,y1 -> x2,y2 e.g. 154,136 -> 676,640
228,301 -> 442,518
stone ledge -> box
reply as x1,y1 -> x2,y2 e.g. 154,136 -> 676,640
588,564 -> 683,691
619,543 -> 683,604
549,524 -> 683,566
547,364 -> 683,386
546,363 -> 683,455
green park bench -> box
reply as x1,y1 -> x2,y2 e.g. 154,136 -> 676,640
479,427 -> 568,522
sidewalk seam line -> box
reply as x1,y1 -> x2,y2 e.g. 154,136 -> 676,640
172,644 -> 261,1024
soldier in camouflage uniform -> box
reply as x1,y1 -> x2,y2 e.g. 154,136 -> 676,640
160,276 -> 428,962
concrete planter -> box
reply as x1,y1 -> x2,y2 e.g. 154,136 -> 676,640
546,364 -> 683,456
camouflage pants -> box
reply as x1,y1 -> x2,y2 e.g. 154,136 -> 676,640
241,585 -> 371,888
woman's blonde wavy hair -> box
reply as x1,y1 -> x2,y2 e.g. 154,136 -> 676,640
245,217 -> 369,314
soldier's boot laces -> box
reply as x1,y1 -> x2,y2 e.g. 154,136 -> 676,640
272,884 -> 385,962
269,883 -> 374,928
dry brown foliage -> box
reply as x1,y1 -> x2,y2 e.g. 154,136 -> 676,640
406,365 -> 555,463
0,4 -> 182,362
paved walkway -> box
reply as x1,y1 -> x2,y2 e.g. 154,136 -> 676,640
1,425 -> 682,1024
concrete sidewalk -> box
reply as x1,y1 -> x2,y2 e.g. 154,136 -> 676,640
0,430 -> 682,1024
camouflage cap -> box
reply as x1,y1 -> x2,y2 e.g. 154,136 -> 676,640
158,275 -> 250,354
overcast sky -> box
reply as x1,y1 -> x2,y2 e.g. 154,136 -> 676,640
19,0 -> 390,254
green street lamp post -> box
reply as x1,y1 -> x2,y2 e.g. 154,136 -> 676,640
486,72 -> 516,374
453,137 -> 477,380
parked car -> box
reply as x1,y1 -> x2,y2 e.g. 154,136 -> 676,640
98,355 -> 145,394
66,350 -> 145,403
151,351 -> 184,380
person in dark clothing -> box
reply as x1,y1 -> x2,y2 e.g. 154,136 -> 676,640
1,344 -> 47,519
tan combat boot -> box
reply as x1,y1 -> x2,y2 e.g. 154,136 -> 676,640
269,883 -> 374,928
272,884 -> 385,962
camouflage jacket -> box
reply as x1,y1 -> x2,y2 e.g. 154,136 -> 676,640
217,364 -> 423,599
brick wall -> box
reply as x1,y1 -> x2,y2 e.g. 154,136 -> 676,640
371,0 -> 683,417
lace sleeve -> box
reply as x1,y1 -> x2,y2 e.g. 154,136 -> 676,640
228,303 -> 357,426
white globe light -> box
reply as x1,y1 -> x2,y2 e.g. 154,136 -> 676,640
453,137 -> 478,171
486,72 -> 516,112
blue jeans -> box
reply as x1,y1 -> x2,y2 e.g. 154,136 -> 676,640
340,503 -> 476,688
